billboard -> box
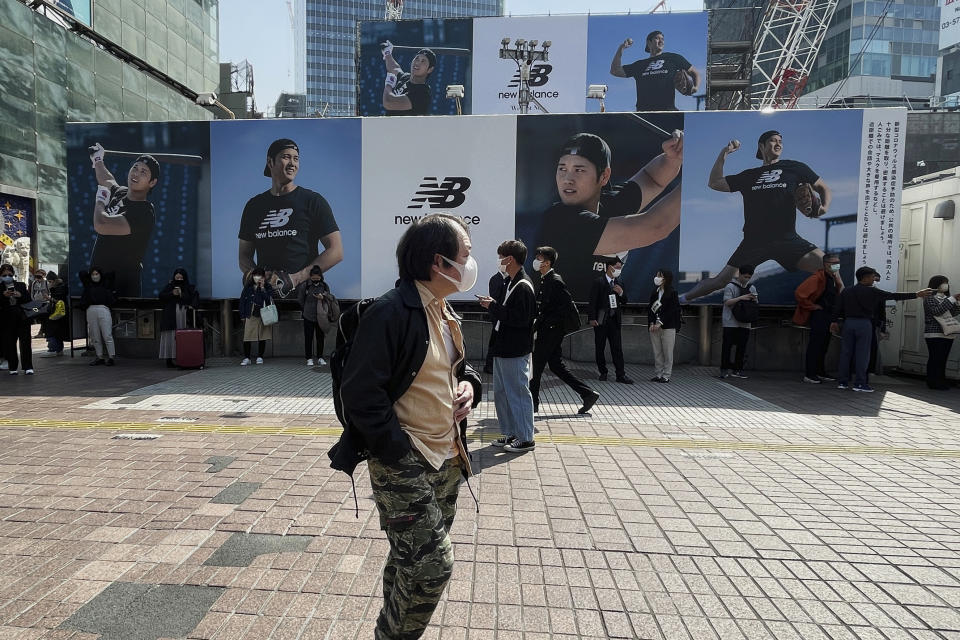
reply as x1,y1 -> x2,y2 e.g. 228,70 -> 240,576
66,108 -> 906,306
942,0 -> 960,50
356,12 -> 708,116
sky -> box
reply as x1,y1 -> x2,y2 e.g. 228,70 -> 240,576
218,0 -> 705,114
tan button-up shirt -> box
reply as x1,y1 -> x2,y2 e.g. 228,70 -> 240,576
393,281 -> 470,472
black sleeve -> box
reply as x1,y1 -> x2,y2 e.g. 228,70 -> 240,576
238,197 -> 258,242
672,53 -> 692,71
622,60 -> 641,77
124,203 -> 154,237
158,283 -> 176,303
647,289 -> 657,326
618,278 -> 628,305
725,169 -> 751,193
832,290 -> 846,322
794,161 -> 820,185
489,282 -> 536,328
308,192 -> 339,239
604,181 -> 645,217
296,281 -> 308,308
587,278 -> 601,321
407,83 -> 431,115
881,290 -> 916,302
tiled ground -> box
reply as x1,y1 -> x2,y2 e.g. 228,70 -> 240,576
1,354 -> 959,639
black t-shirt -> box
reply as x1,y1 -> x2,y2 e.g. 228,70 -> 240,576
89,185 -> 155,290
536,181 -> 644,300
725,159 -> 819,238
623,52 -> 691,111
386,72 -> 431,116
238,186 -> 339,274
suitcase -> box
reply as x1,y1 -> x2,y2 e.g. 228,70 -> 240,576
175,310 -> 204,369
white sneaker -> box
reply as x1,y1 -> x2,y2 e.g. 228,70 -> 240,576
9,370 -> 18,375
318,357 -> 327,366
306,359 -> 315,367
240,358 -> 251,366
0,362 -> 8,371
255,357 -> 264,365
25,369 -> 34,375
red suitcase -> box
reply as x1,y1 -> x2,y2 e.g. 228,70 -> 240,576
175,311 -> 204,369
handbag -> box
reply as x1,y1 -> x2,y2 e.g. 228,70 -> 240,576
21,300 -> 50,318
934,310 -> 960,336
259,302 -> 279,326
48,299 -> 66,320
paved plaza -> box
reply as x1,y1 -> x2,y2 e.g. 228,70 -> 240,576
1,352 -> 960,639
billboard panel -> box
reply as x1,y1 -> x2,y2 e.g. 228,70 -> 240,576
941,0 -> 960,50
45,0 -> 91,27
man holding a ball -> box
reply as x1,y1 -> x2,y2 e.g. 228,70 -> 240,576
681,130 -> 832,302
610,30 -> 701,111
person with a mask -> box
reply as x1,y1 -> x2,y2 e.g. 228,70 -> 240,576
80,267 -> 116,366
158,268 -> 200,368
238,267 -> 275,366
794,252 -> 844,384
589,257 -> 633,384
1,263 -> 33,375
43,271 -> 68,357
296,265 -> 329,367
647,268 -> 682,383
923,275 -> 960,390
720,264 -> 757,379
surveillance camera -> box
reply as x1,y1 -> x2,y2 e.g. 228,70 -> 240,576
542,40 -> 552,48
195,91 -> 218,106
529,40 -> 538,48
501,37 -> 511,45
514,38 -> 526,47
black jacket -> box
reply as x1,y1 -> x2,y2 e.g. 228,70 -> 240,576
488,272 -> 508,301
648,287 -> 682,330
0,281 -> 29,319
158,281 -> 199,331
328,279 -> 482,477
587,272 -> 627,325
80,282 -> 116,308
488,269 -> 536,358
535,269 -> 574,332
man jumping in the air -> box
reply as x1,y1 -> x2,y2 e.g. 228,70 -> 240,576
681,130 -> 832,303
610,30 -> 701,111
381,40 -> 436,116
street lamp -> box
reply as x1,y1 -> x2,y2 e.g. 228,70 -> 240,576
446,84 -> 465,115
499,37 -> 551,114
195,91 -> 236,119
587,84 -> 607,112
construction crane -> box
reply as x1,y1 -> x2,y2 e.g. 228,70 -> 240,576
748,0 -> 840,108
648,0 -> 668,12
385,0 -> 404,20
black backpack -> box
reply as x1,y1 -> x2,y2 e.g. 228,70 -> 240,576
731,284 -> 759,323
330,297 -> 378,429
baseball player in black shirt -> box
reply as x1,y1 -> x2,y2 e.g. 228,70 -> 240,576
610,31 -> 701,111
381,41 -> 435,116
87,143 -> 159,297
681,130 -> 832,302
238,139 -> 343,299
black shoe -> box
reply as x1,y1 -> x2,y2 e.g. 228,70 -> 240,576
492,436 -> 515,448
105,358 -> 115,366
504,440 -> 535,453
616,376 -> 634,385
598,373 -> 607,381
90,358 -> 105,366
578,390 -> 600,414
650,376 -> 663,382
166,358 -> 177,369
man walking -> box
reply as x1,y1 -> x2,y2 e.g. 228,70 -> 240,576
328,213 -> 482,639
794,253 -> 844,383
720,265 -> 757,379
832,266 -> 932,392
588,257 -> 633,384
529,247 -> 600,415
478,240 -> 537,453
483,270 -> 509,374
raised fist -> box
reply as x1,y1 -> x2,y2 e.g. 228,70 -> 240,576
381,40 -> 394,59
88,142 -> 105,167
723,139 -> 741,155
621,38 -> 633,49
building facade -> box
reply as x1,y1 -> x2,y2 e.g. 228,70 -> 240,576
0,0 -> 217,267
301,0 -> 504,117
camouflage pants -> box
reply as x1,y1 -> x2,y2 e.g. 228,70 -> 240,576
368,449 -> 462,640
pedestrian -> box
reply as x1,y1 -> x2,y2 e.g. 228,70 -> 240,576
43,271 -> 68,357
477,239 -> 537,453
238,267 -> 275,366
720,264 -> 757,379
328,213 -> 481,639
529,247 -> 600,415
647,268 -> 682,383
483,270 -> 508,374
80,267 -> 116,367
832,266 -> 933,392
794,253 -> 844,384
158,268 -> 199,368
30,268 -> 50,339
296,265 -> 329,367
1,263 -> 34,375
589,257 -> 634,384
923,274 -> 960,390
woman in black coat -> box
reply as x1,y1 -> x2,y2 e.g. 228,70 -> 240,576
647,268 -> 682,383
1,262 -> 33,374
158,268 -> 200,367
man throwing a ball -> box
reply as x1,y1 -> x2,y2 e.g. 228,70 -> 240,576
610,30 -> 701,111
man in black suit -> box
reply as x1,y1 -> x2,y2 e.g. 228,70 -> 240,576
529,246 -> 600,415
483,270 -> 509,374
588,257 -> 634,384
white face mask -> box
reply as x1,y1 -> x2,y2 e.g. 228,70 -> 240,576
653,276 -> 664,286
497,258 -> 508,276
439,254 -> 479,292
611,268 -> 622,278
828,263 -> 840,272
532,258 -> 543,271
940,283 -> 950,293
90,275 -> 101,283
253,275 -> 263,284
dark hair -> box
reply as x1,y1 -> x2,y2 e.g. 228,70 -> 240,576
656,268 -> 674,292
497,239 -> 527,266
246,266 -> 266,285
606,256 -> 624,267
855,266 -> 877,281
396,213 -> 469,282
738,264 -> 755,276
0,263 -> 13,276
755,130 -> 781,159
823,252 -> 840,262
46,271 -> 59,281
172,267 -> 190,285
89,267 -> 103,278
928,274 -> 949,293
535,246 -> 557,266
559,133 -> 611,175
644,30 -> 663,53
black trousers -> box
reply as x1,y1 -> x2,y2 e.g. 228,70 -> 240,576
243,340 -> 265,358
303,319 -> 325,359
721,327 -> 749,372
530,327 -> 592,406
846,327 -> 879,382
593,319 -> 625,377
2,314 -> 33,371
484,326 -> 496,370
926,337 -> 954,389
805,309 -> 833,378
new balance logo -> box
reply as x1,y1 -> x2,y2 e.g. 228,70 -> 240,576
408,177 -> 472,209
259,208 -> 293,230
507,64 -> 552,88
756,170 -> 783,184
647,59 -> 665,71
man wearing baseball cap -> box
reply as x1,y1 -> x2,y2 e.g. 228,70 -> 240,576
87,143 -> 159,297
610,30 -> 701,111
381,40 -> 436,115
681,130 -> 832,303
237,138 -> 343,298
532,129 -> 683,299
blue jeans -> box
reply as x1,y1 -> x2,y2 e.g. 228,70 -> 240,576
47,336 -> 63,353
837,317 -> 873,386
493,355 -> 535,442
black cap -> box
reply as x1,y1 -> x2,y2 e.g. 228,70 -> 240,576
263,138 -> 299,177
134,154 -> 160,181
644,30 -> 663,53
559,133 -> 611,174
417,48 -> 437,69
756,130 -> 781,159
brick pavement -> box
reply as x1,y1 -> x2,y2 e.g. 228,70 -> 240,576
1,354 -> 959,639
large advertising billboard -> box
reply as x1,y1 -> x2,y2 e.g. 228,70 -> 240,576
356,12 -> 708,116
65,108 -> 906,306
941,0 -> 960,50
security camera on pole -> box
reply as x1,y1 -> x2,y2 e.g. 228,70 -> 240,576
499,37 -> 551,114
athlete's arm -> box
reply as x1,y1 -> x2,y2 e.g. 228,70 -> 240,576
610,39 -> 631,77
93,159 -> 119,189
238,239 -> 256,276
813,177 -> 832,214
593,186 -> 680,255
91,186 -> 130,236
708,140 -> 740,192
631,133 -> 683,208
384,51 -> 402,74
291,231 -> 344,286
687,65 -> 701,93
382,83 -> 413,111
